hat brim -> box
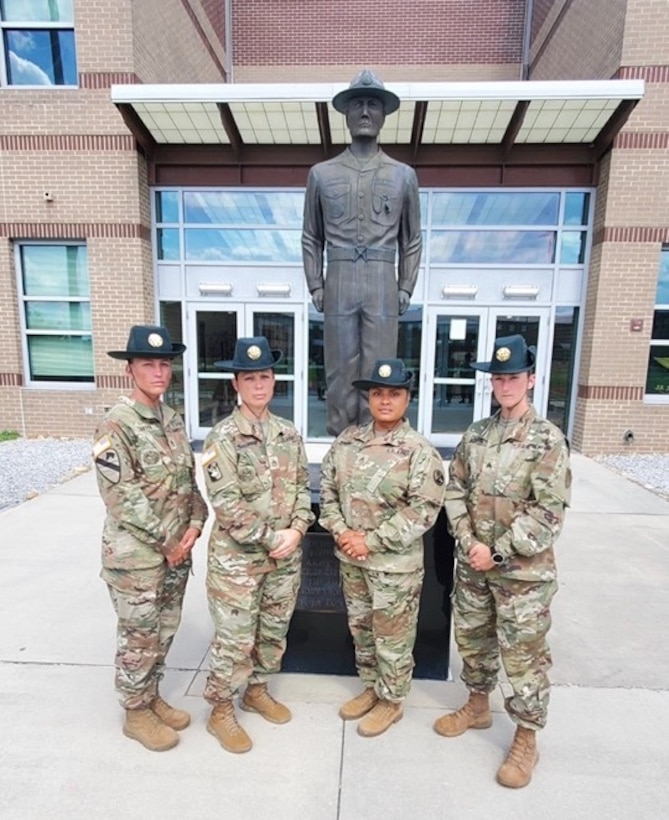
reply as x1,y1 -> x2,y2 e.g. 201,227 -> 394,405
352,377 -> 412,390
215,350 -> 282,371
107,343 -> 186,360
332,87 -> 400,114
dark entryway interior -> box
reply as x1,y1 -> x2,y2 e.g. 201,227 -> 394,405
283,508 -> 454,680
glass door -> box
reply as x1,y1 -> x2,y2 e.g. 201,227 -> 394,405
186,303 -> 303,440
423,307 -> 551,448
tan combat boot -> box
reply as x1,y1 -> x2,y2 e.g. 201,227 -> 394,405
339,688 -> 378,720
357,700 -> 403,737
207,701 -> 253,754
123,707 -> 179,752
496,726 -> 539,788
150,695 -> 191,730
433,692 -> 492,737
241,683 -> 291,724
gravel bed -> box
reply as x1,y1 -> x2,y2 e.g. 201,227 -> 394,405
0,437 -> 92,511
1,437 -> 668,511
595,453 -> 669,500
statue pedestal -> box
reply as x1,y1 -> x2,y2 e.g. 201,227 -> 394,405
282,471 -> 454,680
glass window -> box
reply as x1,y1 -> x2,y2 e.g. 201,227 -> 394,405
547,307 -> 578,431
155,191 -> 179,224
1,1 -> 77,86
183,191 -> 303,226
431,192 -> 560,226
564,192 -> 590,226
430,230 -> 556,264
160,302 -> 184,417
646,248 -> 669,398
560,231 -> 587,264
17,244 -> 93,383
185,228 -> 302,263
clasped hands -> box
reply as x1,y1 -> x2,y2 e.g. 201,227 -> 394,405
269,528 -> 302,560
336,529 -> 370,561
468,541 -> 495,573
166,526 -> 201,567
311,288 -> 411,315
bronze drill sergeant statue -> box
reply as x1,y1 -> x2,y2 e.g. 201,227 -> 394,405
302,69 -> 422,435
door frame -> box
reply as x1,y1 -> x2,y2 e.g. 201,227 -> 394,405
185,301 -> 305,440
422,305 -> 551,448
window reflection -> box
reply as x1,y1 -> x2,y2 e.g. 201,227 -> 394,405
431,230 -> 556,264
183,191 -> 304,225
547,307 -> 578,431
185,228 -> 302,262
432,192 -> 560,226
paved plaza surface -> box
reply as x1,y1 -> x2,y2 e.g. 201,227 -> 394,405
1,452 -> 668,819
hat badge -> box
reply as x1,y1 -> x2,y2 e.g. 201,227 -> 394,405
378,364 -> 392,378
148,333 -> 164,348
247,345 -> 262,360
496,346 -> 511,362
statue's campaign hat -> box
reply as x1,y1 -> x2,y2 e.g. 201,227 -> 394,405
332,68 -> 400,114
470,334 -> 536,374
352,358 -> 413,390
215,336 -> 282,372
107,325 -> 186,360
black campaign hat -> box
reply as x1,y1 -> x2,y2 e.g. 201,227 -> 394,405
352,358 -> 413,390
215,336 -> 282,372
471,334 -> 536,374
332,68 -> 400,115
107,325 -> 186,360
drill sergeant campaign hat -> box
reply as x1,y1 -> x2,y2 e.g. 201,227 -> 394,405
470,334 -> 536,374
352,358 -> 413,390
215,336 -> 283,372
332,68 -> 400,115
107,325 -> 186,360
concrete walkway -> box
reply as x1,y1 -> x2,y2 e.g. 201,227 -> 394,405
1,454 -> 668,819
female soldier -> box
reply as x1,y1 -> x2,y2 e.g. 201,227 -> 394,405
94,325 -> 207,752
201,336 -> 314,754
319,358 -> 445,737
434,334 -> 571,789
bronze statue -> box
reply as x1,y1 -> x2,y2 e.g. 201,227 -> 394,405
302,69 -> 422,436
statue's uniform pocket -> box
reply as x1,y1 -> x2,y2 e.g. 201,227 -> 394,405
323,181 -> 351,223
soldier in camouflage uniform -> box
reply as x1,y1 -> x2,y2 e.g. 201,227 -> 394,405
320,359 -> 445,737
94,325 -> 208,752
201,337 -> 314,754
434,334 -> 571,789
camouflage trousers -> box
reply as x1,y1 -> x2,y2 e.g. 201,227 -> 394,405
340,562 -> 424,703
101,561 -> 190,710
204,555 -> 301,704
453,561 -> 558,730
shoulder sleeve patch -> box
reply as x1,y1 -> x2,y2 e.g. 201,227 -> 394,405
202,447 -> 217,467
93,435 -> 112,458
434,469 -> 445,486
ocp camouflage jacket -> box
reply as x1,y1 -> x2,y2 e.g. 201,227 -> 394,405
94,397 -> 208,570
319,419 -> 445,573
445,406 -> 571,582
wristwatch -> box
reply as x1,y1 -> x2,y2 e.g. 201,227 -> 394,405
490,547 -> 505,566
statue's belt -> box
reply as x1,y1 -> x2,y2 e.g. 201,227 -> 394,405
327,246 -> 396,263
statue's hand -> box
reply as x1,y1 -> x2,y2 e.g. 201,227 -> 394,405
398,289 -> 411,315
311,288 -> 324,312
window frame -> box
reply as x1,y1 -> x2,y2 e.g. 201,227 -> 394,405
0,2 -> 78,88
645,245 -> 669,403
15,240 -> 94,388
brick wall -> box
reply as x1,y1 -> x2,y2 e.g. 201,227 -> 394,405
0,0 -> 224,437
529,0 -> 626,80
559,1 -> 669,454
131,0 -> 227,83
232,0 -> 525,81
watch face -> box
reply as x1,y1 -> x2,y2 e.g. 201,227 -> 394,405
492,552 -> 505,565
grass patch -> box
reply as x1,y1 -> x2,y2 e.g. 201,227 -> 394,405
0,430 -> 21,442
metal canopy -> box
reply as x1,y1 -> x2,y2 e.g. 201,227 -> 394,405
111,79 -> 644,185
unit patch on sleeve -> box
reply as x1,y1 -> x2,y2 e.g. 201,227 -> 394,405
95,447 -> 121,484
202,447 -> 222,482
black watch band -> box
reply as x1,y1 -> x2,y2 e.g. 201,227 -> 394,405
491,548 -> 505,566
